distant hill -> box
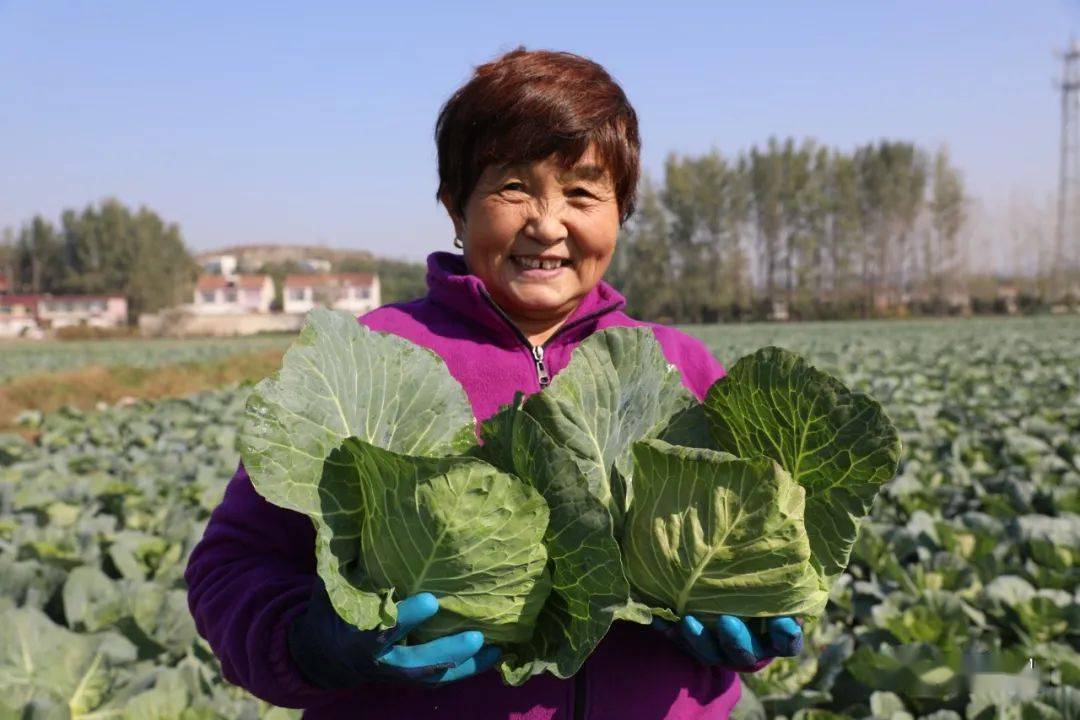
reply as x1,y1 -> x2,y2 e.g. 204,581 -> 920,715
194,244 -> 376,270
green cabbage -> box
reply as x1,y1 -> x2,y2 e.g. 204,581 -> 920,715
240,308 -> 552,656
241,311 -> 900,685
623,439 -> 826,620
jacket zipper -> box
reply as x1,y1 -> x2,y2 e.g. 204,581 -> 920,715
477,288 -> 618,391
476,289 -> 557,389
531,345 -> 550,388
478,288 -> 594,718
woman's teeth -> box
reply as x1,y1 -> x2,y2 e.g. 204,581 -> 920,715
516,257 -> 567,270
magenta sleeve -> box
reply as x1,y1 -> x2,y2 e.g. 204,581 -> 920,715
183,462 -> 354,708
647,324 -> 727,402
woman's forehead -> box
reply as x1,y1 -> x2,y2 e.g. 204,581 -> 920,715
491,154 -> 612,183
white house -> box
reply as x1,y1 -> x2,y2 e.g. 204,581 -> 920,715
193,274 -> 274,314
0,294 -> 128,337
39,295 -> 128,328
0,295 -> 42,337
283,273 -> 381,316
201,254 -> 239,277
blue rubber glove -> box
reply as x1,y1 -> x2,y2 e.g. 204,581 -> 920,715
288,577 -> 501,688
651,614 -> 803,671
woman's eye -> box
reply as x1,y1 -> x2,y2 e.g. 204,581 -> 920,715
568,187 -> 595,199
501,182 -> 525,192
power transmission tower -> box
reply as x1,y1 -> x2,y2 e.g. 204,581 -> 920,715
1054,39 -> 1080,300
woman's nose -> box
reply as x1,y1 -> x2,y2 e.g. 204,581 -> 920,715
522,201 -> 568,245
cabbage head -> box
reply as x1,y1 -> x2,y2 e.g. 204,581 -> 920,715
239,308 -> 552,652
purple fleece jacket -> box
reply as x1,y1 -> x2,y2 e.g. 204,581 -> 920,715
185,252 -> 760,719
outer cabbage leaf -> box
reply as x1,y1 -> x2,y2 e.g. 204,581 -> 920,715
239,308 -> 478,629
847,642 -> 963,701
0,599 -> 137,716
623,439 -> 826,620
491,402 -> 631,684
703,347 -> 901,587
62,568 -> 198,656
515,326 -> 696,529
319,437 -> 551,644
475,327 -> 693,683
240,307 -> 476,514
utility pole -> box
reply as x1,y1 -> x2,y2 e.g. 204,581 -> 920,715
1054,39 -> 1080,300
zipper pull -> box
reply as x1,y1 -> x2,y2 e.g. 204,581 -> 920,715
532,345 -> 550,388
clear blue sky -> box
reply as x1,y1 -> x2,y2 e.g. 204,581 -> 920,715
1,1 -> 1076,261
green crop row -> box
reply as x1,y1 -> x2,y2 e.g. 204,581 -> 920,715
0,335 -> 292,383
0,316 -> 1076,718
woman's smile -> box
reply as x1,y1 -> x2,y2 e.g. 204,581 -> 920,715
444,144 -> 621,345
509,254 -> 574,279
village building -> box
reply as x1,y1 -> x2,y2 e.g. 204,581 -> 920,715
996,284 -> 1020,315
0,294 -> 128,337
192,275 -> 274,314
200,254 -> 240,277
283,273 -> 380,315
0,295 -> 40,337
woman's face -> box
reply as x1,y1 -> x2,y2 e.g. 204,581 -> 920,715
445,144 -> 620,328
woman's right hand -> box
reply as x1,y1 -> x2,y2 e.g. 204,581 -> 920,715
287,577 -> 501,689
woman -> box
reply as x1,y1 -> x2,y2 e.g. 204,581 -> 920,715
185,47 -> 803,719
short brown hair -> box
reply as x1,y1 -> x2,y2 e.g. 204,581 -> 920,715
435,47 -> 641,224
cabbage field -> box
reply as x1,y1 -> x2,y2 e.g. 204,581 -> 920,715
0,316 -> 1077,718
0,335 -> 291,383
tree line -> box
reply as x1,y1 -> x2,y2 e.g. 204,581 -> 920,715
607,137 -> 970,323
0,199 -> 198,320
0,198 -> 437,324
6,137 -> 1052,328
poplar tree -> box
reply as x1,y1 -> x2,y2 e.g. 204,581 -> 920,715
928,147 -> 966,300
11,199 -> 197,321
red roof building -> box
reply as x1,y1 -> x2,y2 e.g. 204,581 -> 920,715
193,274 -> 274,314
283,273 -> 381,315
0,293 -> 128,336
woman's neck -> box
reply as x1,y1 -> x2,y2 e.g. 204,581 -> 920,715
477,285 -> 581,347
517,318 -> 565,348
498,304 -> 577,347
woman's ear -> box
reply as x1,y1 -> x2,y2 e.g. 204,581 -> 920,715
439,192 -> 465,238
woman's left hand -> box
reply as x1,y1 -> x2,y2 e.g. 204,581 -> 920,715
651,614 -> 803,671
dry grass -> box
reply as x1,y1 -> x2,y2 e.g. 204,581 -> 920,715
0,347 -> 284,433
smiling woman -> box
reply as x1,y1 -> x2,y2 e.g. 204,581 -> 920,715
448,147 -> 621,345
185,46 -> 800,720
434,48 -> 639,345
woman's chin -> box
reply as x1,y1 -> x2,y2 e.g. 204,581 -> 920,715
500,286 -> 576,318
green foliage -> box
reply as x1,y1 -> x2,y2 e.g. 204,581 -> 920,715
241,308 -> 476,515
707,317 -> 1080,720
328,438 -> 552,644
705,348 -> 902,586
0,598 -> 138,716
0,388 -> 298,717
6,199 -> 199,321
0,335 -> 291,384
1,315 -> 1077,716
624,440 -> 824,619
608,138 -> 961,323
240,318 -> 894,684
478,327 -> 698,681
241,309 -> 553,680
